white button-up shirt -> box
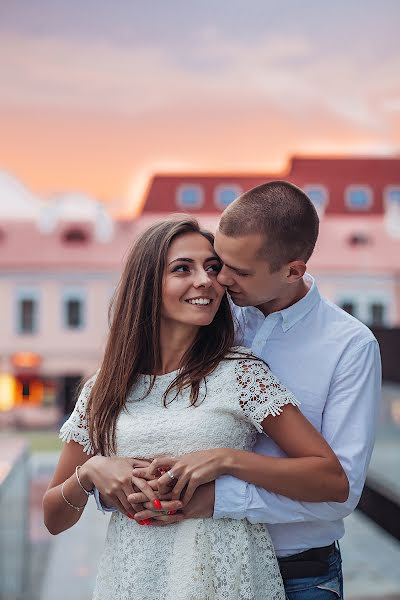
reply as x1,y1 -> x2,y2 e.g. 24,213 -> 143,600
214,274 -> 381,557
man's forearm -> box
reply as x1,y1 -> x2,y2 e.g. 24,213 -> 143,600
222,449 -> 348,503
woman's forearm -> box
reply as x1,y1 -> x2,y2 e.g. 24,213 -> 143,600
222,449 -> 349,503
43,463 -> 94,535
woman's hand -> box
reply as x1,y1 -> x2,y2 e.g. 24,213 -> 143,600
80,456 -> 159,517
127,477 -> 183,523
133,449 -> 230,505
132,481 -> 215,524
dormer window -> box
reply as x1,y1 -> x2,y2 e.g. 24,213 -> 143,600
304,185 -> 328,215
214,185 -> 242,210
62,228 -> 90,244
345,186 -> 373,211
176,185 -> 204,210
384,186 -> 400,210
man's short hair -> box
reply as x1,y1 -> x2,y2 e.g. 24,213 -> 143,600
219,180 -> 319,272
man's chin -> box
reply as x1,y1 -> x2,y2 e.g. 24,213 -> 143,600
228,293 -> 249,307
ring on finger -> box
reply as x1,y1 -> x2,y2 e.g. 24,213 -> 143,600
166,470 -> 176,481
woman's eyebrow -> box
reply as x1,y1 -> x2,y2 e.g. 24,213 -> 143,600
168,258 -> 194,265
168,256 -> 218,266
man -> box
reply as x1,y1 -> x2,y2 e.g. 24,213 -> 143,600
97,181 -> 381,599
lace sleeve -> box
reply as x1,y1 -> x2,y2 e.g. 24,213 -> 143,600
235,358 -> 300,433
59,373 -> 97,454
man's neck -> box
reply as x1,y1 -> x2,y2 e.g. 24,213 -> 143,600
256,277 -> 310,317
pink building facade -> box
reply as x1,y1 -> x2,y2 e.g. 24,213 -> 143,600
0,157 -> 399,412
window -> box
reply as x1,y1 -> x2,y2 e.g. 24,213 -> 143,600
370,303 -> 385,327
62,288 -> 85,330
340,301 -> 356,316
345,186 -> 373,211
304,185 -> 328,214
176,185 -> 204,210
347,232 -> 371,246
214,185 -> 242,210
16,289 -> 39,334
62,228 -> 89,244
66,299 -> 82,328
384,186 -> 400,210
20,300 -> 35,332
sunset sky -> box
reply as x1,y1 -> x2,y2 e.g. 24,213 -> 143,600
0,0 -> 399,214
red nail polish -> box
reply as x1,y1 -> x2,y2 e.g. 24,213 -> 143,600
153,499 -> 162,509
128,514 -> 134,519
143,519 -> 152,525
138,520 -> 146,525
167,510 -> 176,515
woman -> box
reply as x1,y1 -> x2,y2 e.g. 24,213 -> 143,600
43,217 -> 348,600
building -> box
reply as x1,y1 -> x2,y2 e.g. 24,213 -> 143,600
0,174 -> 135,413
140,156 -> 400,327
1,156 -> 399,413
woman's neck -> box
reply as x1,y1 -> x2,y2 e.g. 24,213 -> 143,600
158,321 -> 199,374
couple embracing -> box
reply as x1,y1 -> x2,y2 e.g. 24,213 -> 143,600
44,181 -> 381,599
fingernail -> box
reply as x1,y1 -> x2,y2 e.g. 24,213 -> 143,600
128,514 -> 134,519
153,499 -> 162,509
167,510 -> 176,515
138,520 -> 146,525
143,519 -> 152,525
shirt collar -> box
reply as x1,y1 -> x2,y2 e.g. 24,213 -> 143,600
278,273 -> 320,332
243,273 -> 321,332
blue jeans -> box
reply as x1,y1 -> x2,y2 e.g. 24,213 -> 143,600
283,545 -> 343,600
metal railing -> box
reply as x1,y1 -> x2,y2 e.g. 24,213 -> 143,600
0,437 -> 30,600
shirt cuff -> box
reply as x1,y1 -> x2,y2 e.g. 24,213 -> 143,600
213,475 -> 247,520
93,487 -> 117,514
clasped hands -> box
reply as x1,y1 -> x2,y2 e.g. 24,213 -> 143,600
89,448 -> 225,525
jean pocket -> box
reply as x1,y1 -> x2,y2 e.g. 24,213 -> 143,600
284,575 -> 342,599
316,576 -> 341,598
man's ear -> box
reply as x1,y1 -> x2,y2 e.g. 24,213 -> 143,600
286,261 -> 306,281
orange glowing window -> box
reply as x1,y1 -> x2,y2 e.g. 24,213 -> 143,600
11,352 -> 42,369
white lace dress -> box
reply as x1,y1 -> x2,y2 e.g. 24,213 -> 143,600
60,347 -> 299,600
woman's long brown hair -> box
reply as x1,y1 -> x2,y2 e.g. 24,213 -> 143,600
86,216 -> 235,455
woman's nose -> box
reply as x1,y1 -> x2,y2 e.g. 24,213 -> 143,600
194,270 -> 212,288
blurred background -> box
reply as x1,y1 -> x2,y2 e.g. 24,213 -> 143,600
0,1 -> 399,599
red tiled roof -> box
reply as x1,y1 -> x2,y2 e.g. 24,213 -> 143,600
143,157 -> 400,216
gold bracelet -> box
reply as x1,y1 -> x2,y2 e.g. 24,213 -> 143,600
75,465 -> 94,496
61,480 -> 87,512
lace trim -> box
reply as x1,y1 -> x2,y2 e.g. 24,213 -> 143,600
59,422 -> 94,455
59,374 -> 97,455
235,358 -> 300,433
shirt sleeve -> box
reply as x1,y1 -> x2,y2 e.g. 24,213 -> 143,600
214,339 -> 381,524
235,357 -> 300,433
93,486 -> 117,514
59,373 -> 97,455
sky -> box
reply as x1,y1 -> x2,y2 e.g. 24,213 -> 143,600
0,0 -> 399,214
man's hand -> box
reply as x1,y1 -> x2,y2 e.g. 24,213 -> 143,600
132,481 -> 215,524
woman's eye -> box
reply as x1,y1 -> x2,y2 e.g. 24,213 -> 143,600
172,265 -> 190,273
207,263 -> 222,273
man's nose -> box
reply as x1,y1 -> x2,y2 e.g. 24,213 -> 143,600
217,265 -> 234,287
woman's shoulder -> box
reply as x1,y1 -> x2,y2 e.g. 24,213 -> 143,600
225,345 -> 254,359
216,347 -> 269,379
